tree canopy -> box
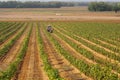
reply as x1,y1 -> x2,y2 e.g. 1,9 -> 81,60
88,2 -> 120,13
0,1 -> 88,8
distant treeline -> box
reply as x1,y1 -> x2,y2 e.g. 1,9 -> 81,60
0,1 -> 88,8
88,2 -> 120,13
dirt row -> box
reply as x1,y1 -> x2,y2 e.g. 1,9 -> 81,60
40,27 -> 93,80
16,24 -> 48,80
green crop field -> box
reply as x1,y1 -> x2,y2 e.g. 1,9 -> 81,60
0,21 -> 120,80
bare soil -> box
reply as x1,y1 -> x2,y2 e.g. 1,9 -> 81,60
0,7 -> 120,22
17,24 -> 48,80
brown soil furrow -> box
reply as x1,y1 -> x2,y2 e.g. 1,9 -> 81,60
33,24 -> 48,80
52,33 -> 96,65
17,46 -> 31,80
40,28 -> 92,80
54,28 -> 120,66
17,24 -> 46,80
0,24 -> 28,70
17,25 -> 34,80
25,26 -> 35,80
0,23 -> 26,49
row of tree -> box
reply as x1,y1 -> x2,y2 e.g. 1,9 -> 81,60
88,2 -> 120,13
0,1 -> 88,8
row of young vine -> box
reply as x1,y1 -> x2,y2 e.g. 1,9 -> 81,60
40,22 -> 120,80
37,23 -> 63,80
0,23 -> 32,80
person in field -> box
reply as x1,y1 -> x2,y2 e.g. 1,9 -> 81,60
47,25 -> 54,33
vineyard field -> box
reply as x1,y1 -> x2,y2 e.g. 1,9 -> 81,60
0,21 -> 120,80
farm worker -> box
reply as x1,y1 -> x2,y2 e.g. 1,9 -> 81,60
47,25 -> 53,33
49,27 -> 54,33
47,25 -> 51,32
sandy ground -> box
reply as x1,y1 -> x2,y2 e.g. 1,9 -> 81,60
0,7 -> 120,22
